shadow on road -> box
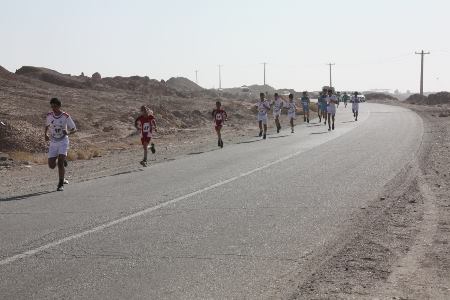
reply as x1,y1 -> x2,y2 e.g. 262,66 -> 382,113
0,191 -> 56,202
341,120 -> 356,124
310,132 -> 329,135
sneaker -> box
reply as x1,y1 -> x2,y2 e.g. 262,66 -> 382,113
355,117 -> 358,121
63,178 -> 69,184
150,143 -> 156,154
291,129 -> 294,133
57,184 -> 64,192
332,124 -> 335,130
219,139 -> 224,148
277,128 -> 280,133
328,128 -> 331,131
304,117 -> 306,122
140,160 -> 147,167
263,134 -> 266,139
258,131 -> 263,137
307,118 -> 309,123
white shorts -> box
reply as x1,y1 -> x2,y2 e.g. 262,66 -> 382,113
327,106 -> 336,114
48,139 -> 69,158
257,114 -> 268,124
287,112 -> 296,119
352,103 -> 359,111
273,110 -> 281,118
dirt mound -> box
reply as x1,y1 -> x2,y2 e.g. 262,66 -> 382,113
427,92 -> 450,105
0,65 -> 13,78
405,94 -> 428,104
365,93 -> 398,101
16,66 -> 90,89
101,76 -> 178,96
166,77 -> 204,93
0,117 -> 47,153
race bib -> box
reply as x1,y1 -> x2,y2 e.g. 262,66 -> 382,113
52,126 -> 64,139
143,122 -> 151,133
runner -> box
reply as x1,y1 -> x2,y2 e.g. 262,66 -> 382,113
342,92 -> 350,108
44,97 -> 77,191
336,91 -> 341,108
320,89 -> 328,125
256,92 -> 271,139
212,101 -> 228,148
326,89 -> 338,131
301,91 -> 310,123
286,93 -> 297,133
352,91 -> 360,121
134,105 -> 157,167
317,91 -> 323,122
272,93 -> 284,133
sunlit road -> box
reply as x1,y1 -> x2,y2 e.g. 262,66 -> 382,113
0,103 -> 423,299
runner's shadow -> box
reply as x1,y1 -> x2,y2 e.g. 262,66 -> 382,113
0,191 -> 56,202
268,135 -> 290,139
237,139 -> 261,144
307,124 -> 323,127
310,132 -> 329,135
341,121 -> 355,123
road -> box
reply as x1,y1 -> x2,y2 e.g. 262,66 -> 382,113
0,103 -> 423,299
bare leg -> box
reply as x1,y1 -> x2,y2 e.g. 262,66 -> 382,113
57,155 -> 65,182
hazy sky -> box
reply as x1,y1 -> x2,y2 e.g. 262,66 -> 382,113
1,0 -> 449,92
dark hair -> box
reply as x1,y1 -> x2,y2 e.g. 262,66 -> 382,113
50,97 -> 61,106
260,92 -> 265,97
289,93 -> 294,99
274,93 -> 279,97
328,89 -> 332,93
216,101 -> 221,106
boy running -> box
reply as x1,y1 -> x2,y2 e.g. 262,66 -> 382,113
320,90 -> 328,125
272,93 -> 284,133
212,101 -> 228,148
44,97 -> 77,191
300,91 -> 310,123
326,89 -> 338,131
256,92 -> 271,139
352,91 -> 360,121
342,92 -> 350,108
286,93 -> 297,133
135,105 -> 157,167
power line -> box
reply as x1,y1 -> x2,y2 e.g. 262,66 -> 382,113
261,62 -> 268,86
415,50 -> 430,96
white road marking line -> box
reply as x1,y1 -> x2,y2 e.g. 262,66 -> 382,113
0,110 -> 370,266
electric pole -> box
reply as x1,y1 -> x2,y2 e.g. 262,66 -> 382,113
261,62 -> 268,86
195,70 -> 199,84
218,65 -> 222,90
415,50 -> 430,96
327,63 -> 335,88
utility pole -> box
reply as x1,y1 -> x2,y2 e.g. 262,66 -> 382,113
195,70 -> 199,84
261,62 -> 268,86
415,50 -> 430,96
327,63 -> 335,88
218,65 -> 222,90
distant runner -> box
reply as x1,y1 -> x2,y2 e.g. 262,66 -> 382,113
45,97 -> 77,191
351,91 -> 360,121
272,93 -> 285,133
135,105 -> 157,167
301,91 -> 310,123
320,89 -> 328,125
326,89 -> 337,131
212,101 -> 228,148
342,92 -> 350,108
286,93 -> 297,133
256,92 -> 271,139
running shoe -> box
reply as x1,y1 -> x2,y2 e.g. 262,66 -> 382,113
307,118 -> 309,123
218,139 -> 221,147
332,124 -> 335,130
57,183 -> 64,191
140,160 -> 147,167
328,128 -> 331,131
263,134 -> 266,139
259,131 -> 263,137
304,117 -> 306,122
150,143 -> 156,154
219,139 -> 224,148
291,128 -> 294,133
63,178 -> 69,184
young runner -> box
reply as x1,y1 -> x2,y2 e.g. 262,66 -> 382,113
320,90 -> 328,125
212,101 -> 228,148
352,91 -> 360,121
300,91 -> 310,123
342,92 -> 350,108
44,97 -> 77,191
135,105 -> 157,167
326,89 -> 338,131
286,93 -> 297,133
256,92 -> 271,139
272,93 -> 284,133
317,92 -> 323,122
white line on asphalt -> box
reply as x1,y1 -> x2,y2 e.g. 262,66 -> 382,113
0,110 -> 370,266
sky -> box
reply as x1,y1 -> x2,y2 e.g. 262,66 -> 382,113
1,0 -> 449,93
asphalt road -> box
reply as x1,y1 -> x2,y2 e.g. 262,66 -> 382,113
0,103 -> 423,299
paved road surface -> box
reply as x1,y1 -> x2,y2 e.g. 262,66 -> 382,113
0,103 -> 423,299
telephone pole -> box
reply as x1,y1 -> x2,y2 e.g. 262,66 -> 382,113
327,63 -> 335,88
415,50 -> 430,96
218,65 -> 222,90
195,70 -> 199,84
261,62 -> 268,86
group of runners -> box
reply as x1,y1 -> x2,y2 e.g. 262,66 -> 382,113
44,90 -> 361,191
